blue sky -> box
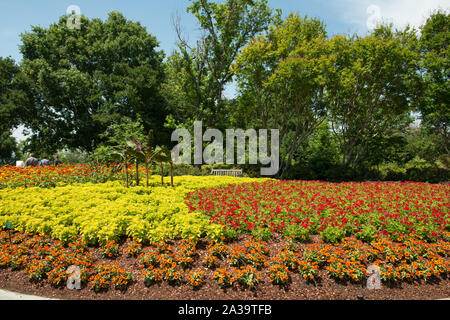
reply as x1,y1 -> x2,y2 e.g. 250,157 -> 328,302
2,0 -> 448,140
2,0 -> 448,63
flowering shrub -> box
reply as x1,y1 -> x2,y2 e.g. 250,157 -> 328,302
297,260 -> 319,281
101,240 -> 119,259
25,259 -> 50,282
204,254 -> 220,269
268,264 -> 290,285
213,268 -> 235,288
176,239 -> 197,270
162,267 -> 183,286
142,268 -> 164,286
187,270 -> 205,288
176,255 -> 195,270
234,265 -> 260,289
228,246 -> 248,267
89,263 -> 133,292
124,240 -> 143,258
326,258 -> 366,282
139,249 -> 160,269
273,248 -> 300,271
208,242 -> 230,259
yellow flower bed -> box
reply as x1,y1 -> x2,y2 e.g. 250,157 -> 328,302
0,175 -> 267,245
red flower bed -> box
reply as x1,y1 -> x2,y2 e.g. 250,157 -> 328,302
0,164 -> 147,189
185,180 -> 450,243
0,164 -> 118,189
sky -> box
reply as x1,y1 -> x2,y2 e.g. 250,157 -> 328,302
1,0 -> 449,140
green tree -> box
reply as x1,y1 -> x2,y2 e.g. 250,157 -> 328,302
234,13 -> 329,177
20,11 -> 168,153
326,25 -> 420,168
418,11 -> 449,156
90,117 -> 145,164
173,0 -> 275,128
0,57 -> 30,163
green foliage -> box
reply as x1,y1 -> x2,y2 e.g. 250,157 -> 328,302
356,225 -> 377,243
0,57 -> 30,163
0,132 -> 19,165
327,25 -> 420,168
251,227 -> 273,241
418,11 -> 449,156
282,224 -> 310,242
222,227 -> 239,242
90,118 -> 145,164
1,5 -> 447,183
172,0 -> 275,127
234,13 -> 329,178
320,226 -> 347,244
20,11 -> 168,153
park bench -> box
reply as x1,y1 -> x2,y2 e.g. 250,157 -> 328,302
210,169 -> 243,177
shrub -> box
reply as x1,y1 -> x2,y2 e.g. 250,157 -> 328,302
268,264 -> 290,285
213,268 -> 235,288
356,225 -> 378,243
234,265 -> 260,289
187,270 -> 205,288
250,227 -> 273,241
143,268 -> 163,286
100,240 -> 119,259
283,224 -> 310,242
320,226 -> 347,244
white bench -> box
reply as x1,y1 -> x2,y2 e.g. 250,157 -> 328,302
211,169 -> 243,177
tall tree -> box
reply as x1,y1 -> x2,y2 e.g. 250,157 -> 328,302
0,57 -> 30,162
419,11 -> 449,156
326,25 -> 420,168
20,11 -> 167,153
173,0 -> 275,128
234,13 -> 330,177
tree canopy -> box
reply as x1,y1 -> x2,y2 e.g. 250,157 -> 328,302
0,3 -> 448,182
19,11 -> 168,154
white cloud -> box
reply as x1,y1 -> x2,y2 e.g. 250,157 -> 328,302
334,0 -> 450,32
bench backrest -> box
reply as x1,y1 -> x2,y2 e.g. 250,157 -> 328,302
211,169 -> 243,177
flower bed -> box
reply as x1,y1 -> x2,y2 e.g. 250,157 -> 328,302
0,164 -> 122,189
0,176 -> 266,245
0,230 -> 448,299
0,176 -> 448,299
186,180 -> 449,243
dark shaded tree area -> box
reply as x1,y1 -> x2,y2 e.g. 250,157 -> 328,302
0,57 -> 30,163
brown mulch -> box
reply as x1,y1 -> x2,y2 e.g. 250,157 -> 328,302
0,234 -> 449,300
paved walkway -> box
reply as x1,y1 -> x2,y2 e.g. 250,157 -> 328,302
0,288 -> 448,300
0,289 -> 54,300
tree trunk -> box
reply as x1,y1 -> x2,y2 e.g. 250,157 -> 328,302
135,160 -> 140,186
125,158 -> 129,188
145,160 -> 149,187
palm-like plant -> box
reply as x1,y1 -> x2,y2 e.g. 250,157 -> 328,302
111,146 -> 131,188
127,132 -> 162,187
126,141 -> 143,186
153,145 -> 175,187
